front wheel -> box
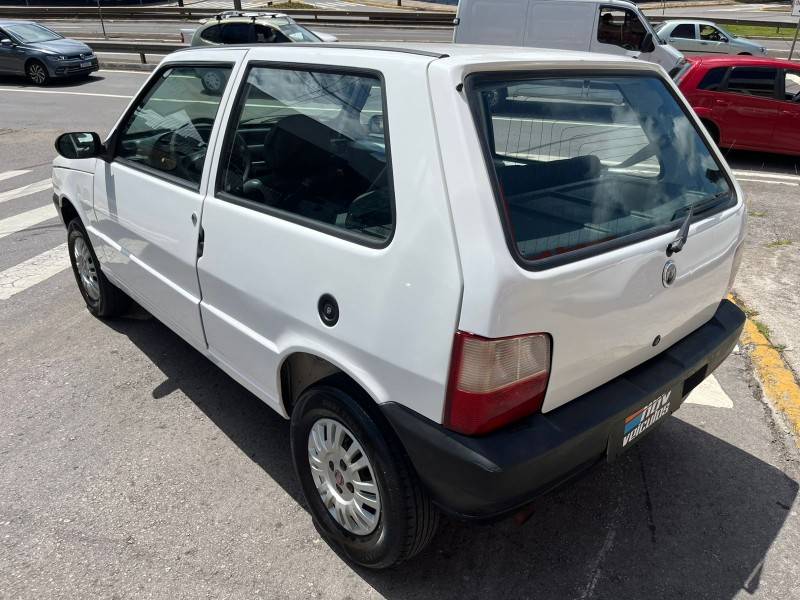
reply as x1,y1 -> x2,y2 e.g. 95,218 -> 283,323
290,381 -> 439,569
67,219 -> 130,317
26,60 -> 49,86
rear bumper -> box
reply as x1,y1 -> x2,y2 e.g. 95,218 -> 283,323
381,299 -> 745,520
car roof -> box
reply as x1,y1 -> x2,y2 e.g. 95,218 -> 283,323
171,42 -> 650,71
660,19 -> 717,27
690,55 -> 797,69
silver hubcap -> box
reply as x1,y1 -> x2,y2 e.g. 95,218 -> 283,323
73,237 -> 100,301
307,418 -> 381,536
28,63 -> 46,84
203,72 -> 220,90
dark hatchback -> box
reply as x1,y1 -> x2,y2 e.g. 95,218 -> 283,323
0,20 -> 98,85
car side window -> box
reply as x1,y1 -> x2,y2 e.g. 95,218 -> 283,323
200,25 -> 221,43
597,7 -> 646,50
221,23 -> 252,44
670,23 -> 696,39
726,67 -> 778,98
115,65 -> 233,188
698,67 -> 728,91
254,24 -> 289,43
699,25 -> 725,42
218,65 -> 394,244
784,71 -> 800,102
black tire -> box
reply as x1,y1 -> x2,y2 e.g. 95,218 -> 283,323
67,218 -> 130,317
26,59 -> 49,86
290,381 -> 439,569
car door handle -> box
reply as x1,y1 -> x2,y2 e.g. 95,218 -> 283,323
191,212 -> 198,226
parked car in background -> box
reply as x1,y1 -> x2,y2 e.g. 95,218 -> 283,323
656,20 -> 767,56
188,11 -> 337,92
53,43 -> 747,568
454,0 -> 686,75
0,20 -> 97,85
677,55 -> 800,156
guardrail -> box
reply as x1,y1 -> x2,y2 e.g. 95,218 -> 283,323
87,39 -> 185,63
0,6 -> 456,26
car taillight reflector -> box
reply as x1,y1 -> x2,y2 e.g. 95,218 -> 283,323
444,331 -> 551,436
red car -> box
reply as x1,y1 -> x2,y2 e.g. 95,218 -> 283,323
676,55 -> 800,156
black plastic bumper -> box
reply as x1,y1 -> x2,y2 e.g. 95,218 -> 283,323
381,299 -> 746,520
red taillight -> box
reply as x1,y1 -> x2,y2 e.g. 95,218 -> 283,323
444,331 -> 551,436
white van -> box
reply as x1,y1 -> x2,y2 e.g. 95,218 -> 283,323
454,0 -> 686,75
53,43 -> 745,569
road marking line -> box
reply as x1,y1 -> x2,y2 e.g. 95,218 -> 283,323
0,87 -> 131,99
0,170 -> 30,183
736,177 -> 799,187
733,170 -> 800,182
0,205 -> 59,240
0,179 -> 52,204
0,243 -> 69,301
684,375 -> 734,408
737,300 -> 800,448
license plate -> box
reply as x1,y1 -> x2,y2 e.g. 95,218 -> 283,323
607,387 -> 676,460
81,61 -> 91,68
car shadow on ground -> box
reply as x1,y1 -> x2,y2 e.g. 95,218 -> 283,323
0,73 -> 104,88
724,149 -> 800,175
106,311 -> 798,600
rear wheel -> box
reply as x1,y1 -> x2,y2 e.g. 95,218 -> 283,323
67,219 -> 130,317
290,381 -> 439,569
26,60 -> 49,85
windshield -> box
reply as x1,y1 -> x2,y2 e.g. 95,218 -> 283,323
275,22 -> 320,42
469,74 -> 734,264
5,23 -> 62,43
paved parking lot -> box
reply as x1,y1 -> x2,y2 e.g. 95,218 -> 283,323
1,70 -> 799,599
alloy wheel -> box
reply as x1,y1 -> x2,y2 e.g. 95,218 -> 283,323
307,418 -> 381,536
28,63 -> 47,85
73,236 -> 100,301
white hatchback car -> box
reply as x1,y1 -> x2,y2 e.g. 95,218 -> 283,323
52,43 -> 747,568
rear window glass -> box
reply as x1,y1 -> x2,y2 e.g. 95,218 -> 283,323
726,67 -> 777,98
698,67 -> 728,91
469,74 -> 733,265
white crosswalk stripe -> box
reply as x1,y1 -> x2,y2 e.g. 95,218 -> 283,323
0,170 -> 31,183
684,375 -> 734,409
0,205 -> 59,240
0,179 -> 52,205
0,243 -> 70,301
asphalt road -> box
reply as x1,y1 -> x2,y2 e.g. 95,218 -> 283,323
1,70 -> 799,599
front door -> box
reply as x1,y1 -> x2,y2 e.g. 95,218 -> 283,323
594,6 -> 648,58
0,28 -> 24,75
713,65 -> 779,150
666,22 -> 699,53
775,69 -> 800,154
698,24 -> 730,54
92,61 -> 237,350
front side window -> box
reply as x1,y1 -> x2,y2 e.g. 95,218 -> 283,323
115,65 -> 233,188
275,23 -> 320,42
670,23 -> 696,39
4,23 -> 61,43
699,25 -> 725,42
597,8 -> 647,51
698,67 -> 728,91
784,71 -> 800,102
726,67 -> 777,98
219,66 -> 393,244
469,74 -> 733,265
254,24 -> 288,43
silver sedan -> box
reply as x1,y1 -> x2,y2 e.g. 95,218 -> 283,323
656,20 -> 767,56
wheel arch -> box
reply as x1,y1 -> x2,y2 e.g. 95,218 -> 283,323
278,350 -> 386,419
58,195 -> 80,228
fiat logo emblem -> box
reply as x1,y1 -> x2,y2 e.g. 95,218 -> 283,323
662,260 -> 677,288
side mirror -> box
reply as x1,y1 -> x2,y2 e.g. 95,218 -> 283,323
0,38 -> 14,47
640,32 -> 656,53
55,131 -> 103,160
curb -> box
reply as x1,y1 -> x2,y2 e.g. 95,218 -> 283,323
738,311 -> 800,447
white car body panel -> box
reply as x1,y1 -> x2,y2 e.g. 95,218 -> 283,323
454,0 -> 685,73
52,43 -> 745,426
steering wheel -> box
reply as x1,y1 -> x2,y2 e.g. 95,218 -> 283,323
792,90 -> 800,103
150,118 -> 216,181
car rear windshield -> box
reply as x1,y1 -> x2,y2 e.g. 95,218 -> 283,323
468,73 -> 734,266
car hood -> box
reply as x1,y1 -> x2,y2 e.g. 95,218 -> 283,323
732,36 -> 762,50
26,38 -> 93,55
